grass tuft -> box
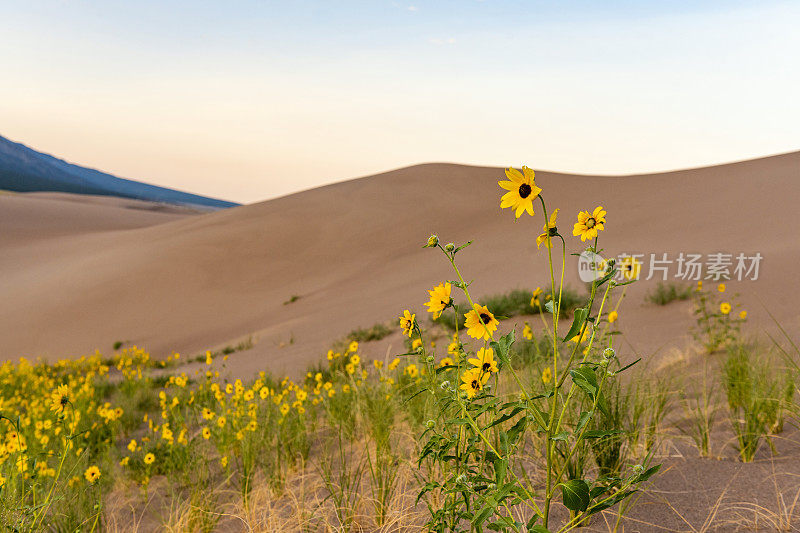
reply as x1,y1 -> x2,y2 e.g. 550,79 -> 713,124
646,282 -> 693,305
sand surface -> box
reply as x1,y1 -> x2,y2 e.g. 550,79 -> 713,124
1,155 -> 799,376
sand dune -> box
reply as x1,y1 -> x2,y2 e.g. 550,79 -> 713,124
0,191 -> 196,245
1,154 -> 799,374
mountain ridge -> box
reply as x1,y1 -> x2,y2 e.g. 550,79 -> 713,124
0,134 -> 239,209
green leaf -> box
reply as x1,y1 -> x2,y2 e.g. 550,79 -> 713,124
595,268 -> 618,287
612,358 -> 641,375
490,330 -> 515,368
590,486 -> 609,499
530,527 -> 552,533
526,514 -> 544,530
483,406 -> 524,431
597,390 -> 611,418
454,240 -> 473,254
583,429 -> 624,439
633,464 -> 661,483
544,300 -> 555,314
561,479 -> 591,512
507,415 -> 527,446
401,387 -> 429,405
550,431 -> 570,442
576,410 -> 593,434
493,457 -> 507,485
472,505 -> 494,527
586,489 -> 637,515
562,307 -> 589,342
570,367 -> 598,398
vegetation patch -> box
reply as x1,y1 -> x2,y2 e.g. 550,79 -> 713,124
646,281 -> 693,305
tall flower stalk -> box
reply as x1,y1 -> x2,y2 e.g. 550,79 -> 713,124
414,166 -> 659,532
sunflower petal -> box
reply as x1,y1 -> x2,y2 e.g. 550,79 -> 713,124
504,167 -> 524,183
522,166 -> 536,183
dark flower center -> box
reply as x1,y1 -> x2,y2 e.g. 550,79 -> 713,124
480,313 -> 491,324
471,380 -> 480,390
60,396 -> 68,406
482,362 -> 491,372
518,183 -> 532,199
586,217 -> 596,229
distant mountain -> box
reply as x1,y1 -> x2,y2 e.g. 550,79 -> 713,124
0,135 -> 239,209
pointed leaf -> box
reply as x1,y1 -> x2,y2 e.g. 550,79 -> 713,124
562,308 -> 589,342
570,367 -> 598,399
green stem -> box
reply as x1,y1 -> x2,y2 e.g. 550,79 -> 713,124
447,254 -> 531,402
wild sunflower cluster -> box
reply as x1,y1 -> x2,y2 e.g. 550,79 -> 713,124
1,339 -> 425,529
0,354 -> 123,528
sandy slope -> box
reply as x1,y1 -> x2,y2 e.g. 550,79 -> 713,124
1,154 -> 799,374
0,191 -> 195,245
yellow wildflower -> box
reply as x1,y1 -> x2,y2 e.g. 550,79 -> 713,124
498,166 -> 541,218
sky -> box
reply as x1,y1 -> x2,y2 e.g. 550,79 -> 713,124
1,1 -> 799,204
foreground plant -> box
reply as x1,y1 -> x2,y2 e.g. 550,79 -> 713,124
412,167 -> 659,532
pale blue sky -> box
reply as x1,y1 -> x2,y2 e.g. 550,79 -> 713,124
1,1 -> 798,202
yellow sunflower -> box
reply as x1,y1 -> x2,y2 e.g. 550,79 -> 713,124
399,310 -> 416,337
144,453 -> 155,465
468,347 -> 499,375
572,206 -> 606,242
49,384 -> 70,415
619,256 -> 641,281
530,287 -> 543,307
498,166 -> 542,218
541,367 -> 552,384
440,357 -> 454,368
536,209 -> 559,249
425,282 -> 452,320
459,367 -> 490,399
720,302 -> 731,315
608,311 -> 618,324
522,322 -> 533,340
464,304 -> 499,340
739,310 -> 747,320
84,466 -> 101,484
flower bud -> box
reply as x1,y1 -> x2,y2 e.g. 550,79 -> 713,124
445,242 -> 455,252
602,347 -> 616,360
440,380 -> 450,390
425,419 -> 435,429
426,355 -> 434,364
425,234 -> 439,247
633,464 -> 644,475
